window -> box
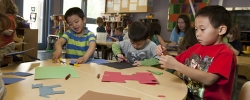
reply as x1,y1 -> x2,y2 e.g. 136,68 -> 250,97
63,0 -> 82,14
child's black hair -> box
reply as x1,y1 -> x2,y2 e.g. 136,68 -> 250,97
128,21 -> 148,42
64,7 -> 85,23
148,22 -> 161,40
195,5 -> 231,36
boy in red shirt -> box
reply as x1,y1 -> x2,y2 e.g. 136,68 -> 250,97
156,5 -> 236,100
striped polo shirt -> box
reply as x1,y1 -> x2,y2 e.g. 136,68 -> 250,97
62,27 -> 96,60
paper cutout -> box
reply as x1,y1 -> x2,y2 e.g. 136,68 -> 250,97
70,60 -> 76,64
6,48 -> 34,56
34,66 -> 80,80
2,78 -> 25,85
85,59 -> 109,65
3,72 -> 33,77
101,62 -> 135,69
78,90 -> 141,100
101,71 -> 159,84
32,84 -> 65,98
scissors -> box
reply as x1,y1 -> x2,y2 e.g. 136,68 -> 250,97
58,58 -> 66,65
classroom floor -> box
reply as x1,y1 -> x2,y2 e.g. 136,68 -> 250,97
37,50 -> 247,99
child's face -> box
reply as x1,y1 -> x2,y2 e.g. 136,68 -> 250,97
130,40 -> 147,50
115,30 -> 122,36
97,23 -> 103,27
195,16 -> 224,45
177,18 -> 186,31
226,33 -> 233,40
66,15 -> 85,34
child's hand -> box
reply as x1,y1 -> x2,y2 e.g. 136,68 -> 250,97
117,54 -> 126,62
75,57 -> 86,64
155,45 -> 166,56
52,50 -> 62,63
168,42 -> 176,46
159,55 -> 180,70
132,61 -> 141,66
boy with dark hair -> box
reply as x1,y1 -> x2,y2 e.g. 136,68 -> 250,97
112,22 -> 159,66
52,7 -> 96,64
156,5 -> 235,100
96,17 -> 106,32
109,27 -> 124,42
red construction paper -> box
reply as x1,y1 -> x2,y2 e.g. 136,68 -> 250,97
101,71 -> 159,84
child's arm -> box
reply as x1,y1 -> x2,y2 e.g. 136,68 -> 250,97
75,41 -> 96,64
226,43 -> 240,56
109,36 -> 119,42
52,38 -> 66,62
156,35 -> 167,47
159,55 -> 220,86
112,43 -> 122,55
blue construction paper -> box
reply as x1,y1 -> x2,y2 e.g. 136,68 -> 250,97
6,48 -> 34,56
85,59 -> 109,64
4,72 -> 33,77
2,78 -> 25,85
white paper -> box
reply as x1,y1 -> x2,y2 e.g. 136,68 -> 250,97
122,0 -> 128,8
114,0 -> 120,3
114,4 -> 120,11
139,0 -> 147,6
130,0 -> 137,3
107,1 -> 113,8
129,4 -> 137,11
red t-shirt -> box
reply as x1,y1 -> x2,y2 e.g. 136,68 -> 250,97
0,14 -> 15,48
176,43 -> 236,100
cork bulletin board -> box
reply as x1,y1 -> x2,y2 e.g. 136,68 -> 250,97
168,0 -> 210,31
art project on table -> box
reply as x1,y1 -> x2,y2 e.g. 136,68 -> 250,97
32,83 -> 65,98
34,66 -> 80,80
101,71 -> 159,84
101,62 -> 135,69
78,90 -> 141,100
3,72 -> 33,77
2,78 -> 25,85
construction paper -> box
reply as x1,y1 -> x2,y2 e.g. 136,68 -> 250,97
3,72 -> 33,77
70,60 -> 76,64
101,62 -> 135,69
147,70 -> 163,75
2,78 -> 25,85
34,66 -> 80,80
101,71 -> 158,84
85,59 -> 109,64
6,48 -> 34,56
78,90 -> 141,100
32,84 -> 65,98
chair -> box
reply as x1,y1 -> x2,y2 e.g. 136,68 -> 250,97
231,65 -> 239,100
239,81 -> 250,100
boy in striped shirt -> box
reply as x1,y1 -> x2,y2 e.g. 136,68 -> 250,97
52,7 -> 96,64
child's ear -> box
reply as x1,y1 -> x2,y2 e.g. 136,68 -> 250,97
218,25 -> 227,36
82,17 -> 86,23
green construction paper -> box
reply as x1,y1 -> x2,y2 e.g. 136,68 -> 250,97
147,70 -> 163,75
34,66 -> 80,80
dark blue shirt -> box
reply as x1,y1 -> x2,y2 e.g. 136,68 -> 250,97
112,35 -> 123,41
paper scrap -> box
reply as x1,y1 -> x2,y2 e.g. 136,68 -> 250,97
122,0 -> 128,8
130,0 -> 137,3
114,4 -> 120,11
4,72 -> 33,77
2,78 -> 25,85
129,4 -> 137,11
139,0 -> 147,6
